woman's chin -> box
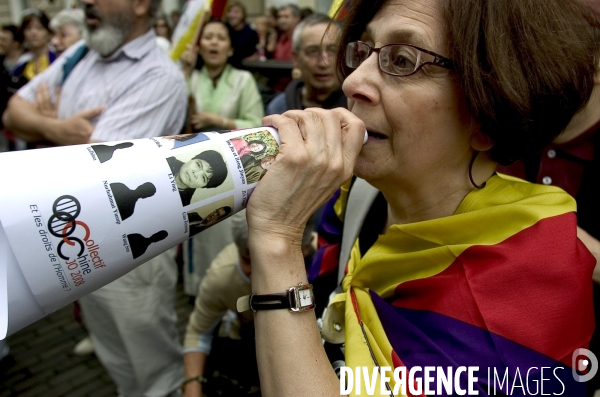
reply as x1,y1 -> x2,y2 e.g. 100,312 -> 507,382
204,58 -> 226,67
353,156 -> 382,182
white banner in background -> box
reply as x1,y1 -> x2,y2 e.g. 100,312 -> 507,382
0,127 -> 280,338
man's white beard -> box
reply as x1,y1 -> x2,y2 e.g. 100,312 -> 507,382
86,25 -> 127,57
84,10 -> 135,57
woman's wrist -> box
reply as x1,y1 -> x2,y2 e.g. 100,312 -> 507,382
182,377 -> 202,397
249,234 -> 307,294
182,375 -> 206,386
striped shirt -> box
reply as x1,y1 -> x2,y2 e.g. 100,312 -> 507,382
18,30 -> 187,142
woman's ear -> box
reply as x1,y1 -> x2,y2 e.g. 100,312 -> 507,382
470,130 -> 494,151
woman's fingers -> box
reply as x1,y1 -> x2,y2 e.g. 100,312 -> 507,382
262,113 -> 309,154
182,45 -> 198,65
253,109 -> 364,231
282,109 -> 341,178
248,108 -> 363,252
263,108 -> 364,179
329,107 -> 366,169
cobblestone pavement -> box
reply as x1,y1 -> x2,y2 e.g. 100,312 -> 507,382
0,281 -> 193,397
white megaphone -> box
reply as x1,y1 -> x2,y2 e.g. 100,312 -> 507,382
0,126 -> 281,338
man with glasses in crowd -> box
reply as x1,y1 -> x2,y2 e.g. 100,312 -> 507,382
266,14 -> 346,115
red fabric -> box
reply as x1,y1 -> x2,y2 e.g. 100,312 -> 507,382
211,0 -> 230,19
319,244 -> 340,277
391,213 -> 595,365
498,122 -> 596,197
2,130 -> 16,142
335,4 -> 349,20
273,34 -> 293,61
317,234 -> 328,248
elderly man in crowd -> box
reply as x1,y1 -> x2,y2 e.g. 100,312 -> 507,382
272,4 -> 301,61
50,9 -> 85,56
2,0 -> 187,395
267,14 -> 346,116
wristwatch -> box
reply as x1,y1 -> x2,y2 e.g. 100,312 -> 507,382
236,283 -> 315,313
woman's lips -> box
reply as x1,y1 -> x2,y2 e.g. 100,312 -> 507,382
367,130 -> 387,140
314,73 -> 332,81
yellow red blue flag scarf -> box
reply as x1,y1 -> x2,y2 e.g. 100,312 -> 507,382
322,174 -> 594,396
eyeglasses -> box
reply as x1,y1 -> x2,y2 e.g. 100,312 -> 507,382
302,45 -> 337,60
345,41 -> 454,77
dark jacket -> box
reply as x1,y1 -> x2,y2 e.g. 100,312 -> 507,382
265,79 -> 347,115
228,24 -> 259,69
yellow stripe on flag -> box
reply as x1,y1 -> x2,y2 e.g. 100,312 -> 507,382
328,0 -> 345,18
170,0 -> 212,62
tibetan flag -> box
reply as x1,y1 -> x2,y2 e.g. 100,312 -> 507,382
328,0 -> 349,20
170,0 -> 210,61
169,0 -> 229,62
308,179 -> 351,282
211,0 -> 229,20
322,173 -> 595,396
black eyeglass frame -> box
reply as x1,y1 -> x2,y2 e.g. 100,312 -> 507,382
346,40 -> 455,77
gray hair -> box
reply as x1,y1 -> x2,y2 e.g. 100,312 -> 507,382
281,4 -> 301,18
49,9 -> 85,35
292,13 -> 338,53
231,209 -> 315,255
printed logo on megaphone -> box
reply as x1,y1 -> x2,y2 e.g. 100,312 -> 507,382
46,195 -> 107,287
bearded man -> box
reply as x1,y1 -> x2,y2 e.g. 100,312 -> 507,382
3,0 -> 186,144
2,1 -> 187,396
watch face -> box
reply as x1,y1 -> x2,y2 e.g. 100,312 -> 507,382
299,289 -> 312,307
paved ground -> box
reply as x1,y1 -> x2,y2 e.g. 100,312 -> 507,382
0,280 -> 193,397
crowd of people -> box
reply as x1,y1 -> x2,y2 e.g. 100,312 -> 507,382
0,2 -> 345,396
2,0 -> 600,396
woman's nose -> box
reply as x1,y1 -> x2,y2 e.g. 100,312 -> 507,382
342,55 -> 381,106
